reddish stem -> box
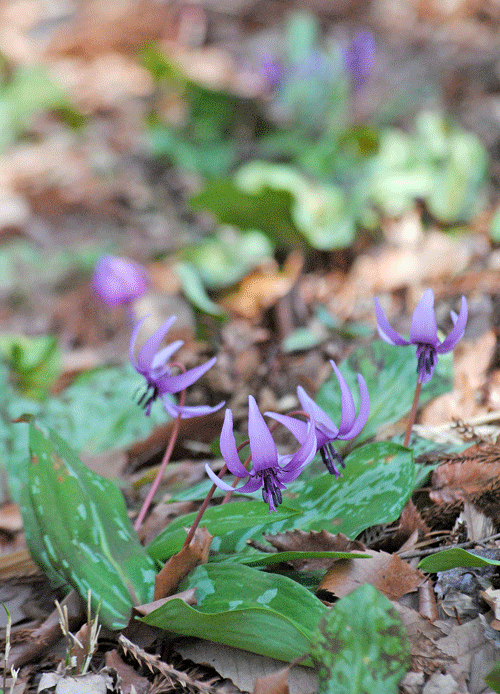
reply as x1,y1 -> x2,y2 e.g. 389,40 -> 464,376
404,380 -> 422,448
134,383 -> 186,532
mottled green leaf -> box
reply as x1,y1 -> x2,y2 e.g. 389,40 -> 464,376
418,548 -> 500,573
226,550 -> 370,566
146,500 -> 301,562
141,563 -> 327,663
316,339 -> 453,446
310,584 -> 410,694
19,422 -> 155,629
149,443 -> 414,562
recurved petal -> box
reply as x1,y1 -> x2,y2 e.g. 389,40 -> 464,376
219,408 -> 249,478
264,412 -> 309,444
204,463 -> 238,492
374,298 -> 410,346
338,373 -> 370,440
331,361 -> 356,436
409,290 -> 438,347
248,396 -> 278,471
162,397 -> 225,419
296,386 -> 338,437
155,356 -> 217,394
136,315 -> 177,371
129,315 -> 148,371
281,418 -> 317,476
436,296 -> 468,354
151,340 -> 184,371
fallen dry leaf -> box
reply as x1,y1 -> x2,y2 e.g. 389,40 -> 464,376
133,588 -> 197,617
391,603 -> 453,675
428,442 -> 500,527
105,649 -> 150,694
221,253 -> 303,321
419,580 -> 439,622
253,667 -> 290,694
318,550 -> 425,600
154,526 -> 213,600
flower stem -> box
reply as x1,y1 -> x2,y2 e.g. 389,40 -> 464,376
182,441 -> 251,547
182,469 -> 226,549
403,380 -> 422,448
134,389 -> 186,532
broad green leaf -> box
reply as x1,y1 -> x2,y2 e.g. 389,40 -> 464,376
175,262 -> 226,316
140,563 -> 327,663
282,442 -> 414,538
1,362 -> 165,501
146,500 -> 302,562
226,550 -> 370,567
19,422 -> 155,629
39,363 -> 167,453
149,443 -> 414,561
418,548 -> 500,573
310,584 -> 410,694
316,339 -> 453,446
189,177 -> 303,249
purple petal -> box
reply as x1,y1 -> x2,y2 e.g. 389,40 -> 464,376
151,341 -> 184,371
219,408 -> 250,478
330,361 -> 356,436
248,396 -> 278,472
162,397 -> 225,419
264,412 -> 309,444
436,296 -> 467,354
155,356 -> 216,394
204,464 -> 238,491
136,316 -> 177,371
374,298 -> 410,346
409,290 -> 438,347
235,477 -> 264,494
338,373 -> 370,440
281,419 -> 317,475
296,387 -> 338,438
129,315 -> 148,371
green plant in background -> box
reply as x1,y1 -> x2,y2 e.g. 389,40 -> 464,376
0,334 -> 60,400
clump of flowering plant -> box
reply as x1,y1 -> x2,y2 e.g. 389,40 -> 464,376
130,315 -> 223,418
267,360 -> 369,476
131,314 -> 223,530
92,255 -> 148,307
374,289 -> 467,385
375,289 -> 467,446
205,395 -> 317,512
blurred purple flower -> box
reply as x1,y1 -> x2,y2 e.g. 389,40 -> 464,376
267,361 -> 369,476
260,56 -> 285,91
130,315 -> 224,417
374,289 -> 468,384
92,255 -> 148,307
205,395 -> 316,512
344,30 -> 375,89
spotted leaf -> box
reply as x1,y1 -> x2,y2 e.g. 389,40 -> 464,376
19,421 -> 156,629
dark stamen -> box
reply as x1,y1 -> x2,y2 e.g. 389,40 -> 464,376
320,443 -> 344,477
137,383 -> 159,415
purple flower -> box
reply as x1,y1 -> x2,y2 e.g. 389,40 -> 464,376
205,395 -> 317,512
267,361 -> 370,476
130,315 -> 224,417
92,255 -> 148,306
344,30 -> 375,90
374,289 -> 468,384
